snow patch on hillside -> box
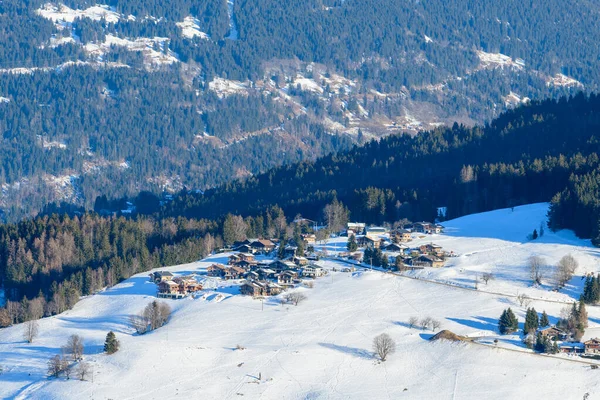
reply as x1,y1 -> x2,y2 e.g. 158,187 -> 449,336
176,17 -> 209,39
0,96 -> 10,103
85,35 -> 178,66
547,73 -> 583,88
37,3 -> 120,28
226,0 -> 239,40
477,50 -> 525,70
208,77 -> 250,97
504,91 -> 530,107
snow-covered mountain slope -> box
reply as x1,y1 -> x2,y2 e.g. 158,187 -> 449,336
2,203 -> 600,399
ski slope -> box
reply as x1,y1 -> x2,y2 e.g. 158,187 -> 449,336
1,203 -> 600,399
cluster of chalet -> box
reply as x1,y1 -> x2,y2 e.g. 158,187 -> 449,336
346,221 -> 443,238
150,271 -> 202,299
207,252 -> 327,297
537,326 -> 600,355
232,239 -> 276,254
346,222 -> 448,269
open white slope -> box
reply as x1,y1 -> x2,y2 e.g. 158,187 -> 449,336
2,203 -> 600,399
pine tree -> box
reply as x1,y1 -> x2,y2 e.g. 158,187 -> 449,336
523,307 -> 539,334
277,239 -> 286,259
347,234 -> 358,252
540,310 -> 550,328
498,308 -> 519,334
104,331 -> 120,355
532,229 -> 538,240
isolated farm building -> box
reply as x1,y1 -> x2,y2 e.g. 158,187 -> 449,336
150,271 -> 174,283
584,338 -> 600,354
410,255 -> 444,268
250,239 -> 276,253
393,229 -> 412,243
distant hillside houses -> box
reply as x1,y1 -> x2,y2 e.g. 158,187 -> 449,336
149,271 -> 202,299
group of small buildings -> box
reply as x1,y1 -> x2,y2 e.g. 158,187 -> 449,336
208,252 -> 328,298
150,271 -> 203,299
232,239 -> 276,255
346,221 -> 448,269
537,326 -> 600,355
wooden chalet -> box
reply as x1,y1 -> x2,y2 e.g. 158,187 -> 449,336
538,326 -> 567,341
150,271 -> 174,283
207,263 -> 228,277
419,243 -> 444,257
302,234 -> 316,245
240,280 -> 283,297
292,256 -> 309,266
258,268 -> 278,280
277,270 -> 298,285
269,260 -> 297,272
250,239 -> 276,253
365,226 -> 388,238
584,338 -> 600,354
410,255 -> 444,268
383,243 -> 404,252
302,264 -> 326,278
226,266 -> 246,280
157,277 -> 202,299
392,229 -> 412,243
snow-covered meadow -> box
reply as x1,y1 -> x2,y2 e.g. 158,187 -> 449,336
1,203 -> 600,399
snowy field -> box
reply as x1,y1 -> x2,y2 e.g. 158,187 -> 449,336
2,204 -> 600,399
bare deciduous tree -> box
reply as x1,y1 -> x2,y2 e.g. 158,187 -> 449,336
516,293 -> 531,307
408,316 -> 419,329
554,254 -> 578,288
420,317 -> 433,331
47,355 -> 69,378
131,301 -> 172,335
285,292 -> 307,306
481,273 -> 494,285
23,320 -> 39,343
528,256 -> 545,285
373,333 -> 396,362
63,334 -> 84,361
431,319 -> 441,331
75,362 -> 91,381
129,314 -> 148,335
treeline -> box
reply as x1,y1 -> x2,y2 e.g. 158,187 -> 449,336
0,213 -> 218,324
0,202 -> 320,325
163,94 -> 600,235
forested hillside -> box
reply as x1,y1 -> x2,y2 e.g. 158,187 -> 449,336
164,94 -> 600,239
3,94 -> 600,325
0,0 -> 596,219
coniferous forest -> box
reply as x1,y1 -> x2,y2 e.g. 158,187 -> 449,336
3,94 -> 600,326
